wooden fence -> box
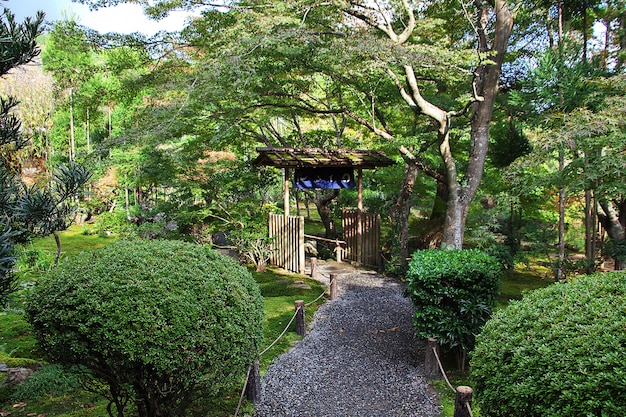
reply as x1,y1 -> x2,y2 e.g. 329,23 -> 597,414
268,213 -> 305,274
342,209 -> 381,267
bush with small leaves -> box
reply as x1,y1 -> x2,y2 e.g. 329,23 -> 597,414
471,271 -> 626,417
26,240 -> 264,417
404,249 -> 501,361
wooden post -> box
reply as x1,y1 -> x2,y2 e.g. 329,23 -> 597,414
335,241 -> 342,263
357,168 -> 363,211
245,358 -> 261,403
295,300 -> 306,336
357,169 -> 363,264
310,257 -> 318,279
283,168 -> 290,218
454,386 -> 473,417
298,215 -> 305,274
424,338 -> 440,379
329,273 -> 338,300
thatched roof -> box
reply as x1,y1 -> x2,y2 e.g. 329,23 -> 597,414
252,148 -> 395,169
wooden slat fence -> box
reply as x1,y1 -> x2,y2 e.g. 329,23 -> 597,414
342,209 -> 381,267
268,213 -> 305,274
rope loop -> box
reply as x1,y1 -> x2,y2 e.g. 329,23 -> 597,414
431,345 -> 474,417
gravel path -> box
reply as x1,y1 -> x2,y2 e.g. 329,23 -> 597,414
254,262 -> 442,417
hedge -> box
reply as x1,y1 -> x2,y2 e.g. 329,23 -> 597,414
471,271 -> 626,417
27,239 -> 264,417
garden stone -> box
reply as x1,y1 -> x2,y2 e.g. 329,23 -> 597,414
5,368 -> 33,385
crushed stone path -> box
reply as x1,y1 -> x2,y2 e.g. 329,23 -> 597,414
253,261 -> 442,417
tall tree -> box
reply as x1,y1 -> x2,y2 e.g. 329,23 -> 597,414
81,0 -> 516,256
42,19 -> 96,162
0,8 -> 91,306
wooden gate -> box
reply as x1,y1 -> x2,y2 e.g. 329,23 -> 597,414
342,209 -> 381,267
268,213 -> 305,274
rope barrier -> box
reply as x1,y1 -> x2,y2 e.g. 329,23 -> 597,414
234,274 -> 336,416
430,346 -> 474,417
432,346 -> 456,392
233,362 -> 253,417
259,307 -> 301,356
305,276 -> 334,307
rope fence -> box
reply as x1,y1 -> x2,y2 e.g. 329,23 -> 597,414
426,338 -> 474,417
233,266 -> 338,416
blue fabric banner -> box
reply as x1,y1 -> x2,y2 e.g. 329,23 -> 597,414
294,168 -> 355,189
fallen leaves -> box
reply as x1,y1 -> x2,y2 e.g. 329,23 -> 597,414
0,402 -> 45,416
374,326 -> 400,334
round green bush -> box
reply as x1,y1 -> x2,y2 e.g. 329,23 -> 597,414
405,249 -> 501,355
26,239 -> 264,417
471,271 -> 626,417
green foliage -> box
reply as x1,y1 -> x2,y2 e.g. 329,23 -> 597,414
0,9 -> 45,308
404,249 -> 501,355
26,239 -> 264,417
91,210 -> 134,236
471,271 -> 626,417
611,239 -> 626,263
489,119 -> 532,168
16,247 -> 54,273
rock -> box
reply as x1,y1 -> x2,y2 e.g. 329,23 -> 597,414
288,281 -> 311,290
5,368 -> 34,385
212,231 -> 229,246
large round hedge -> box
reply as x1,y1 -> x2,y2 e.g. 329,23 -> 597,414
471,271 -> 626,417
27,239 -> 264,417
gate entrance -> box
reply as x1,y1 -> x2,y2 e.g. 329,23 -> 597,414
342,209 -> 381,267
253,148 -> 394,273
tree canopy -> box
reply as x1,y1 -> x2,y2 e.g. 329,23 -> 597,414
10,0 -> 626,276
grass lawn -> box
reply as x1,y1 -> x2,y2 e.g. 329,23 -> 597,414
1,229 -> 328,417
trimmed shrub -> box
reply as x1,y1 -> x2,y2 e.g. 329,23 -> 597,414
26,240 -> 264,417
404,249 -> 501,357
471,271 -> 626,417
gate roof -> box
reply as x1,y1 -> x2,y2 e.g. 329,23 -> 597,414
252,147 -> 395,169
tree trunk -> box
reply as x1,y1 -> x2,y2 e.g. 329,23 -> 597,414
556,150 -> 566,281
618,12 -> 626,71
308,189 -> 339,239
125,188 -> 131,221
389,146 -> 420,272
439,0 -> 515,249
69,87 -> 75,162
584,188 -> 596,273
86,108 -> 90,153
416,179 -> 447,249
345,0 -> 513,250
53,231 -> 61,267
433,0 -> 514,249
598,199 -> 626,270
